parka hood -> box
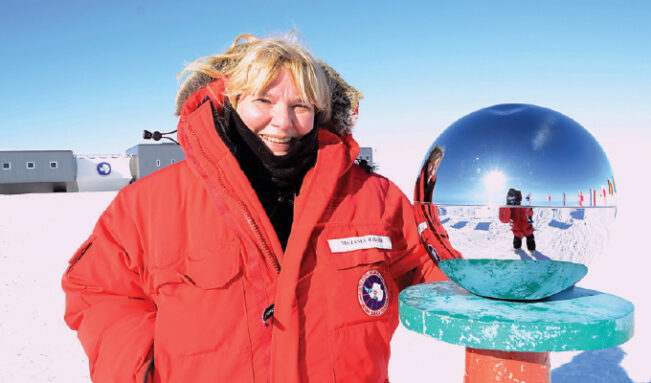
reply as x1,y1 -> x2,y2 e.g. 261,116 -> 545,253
175,48 -> 362,136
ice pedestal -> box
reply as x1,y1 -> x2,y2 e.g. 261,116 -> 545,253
399,281 -> 634,382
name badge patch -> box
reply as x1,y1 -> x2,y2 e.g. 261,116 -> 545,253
327,235 -> 392,253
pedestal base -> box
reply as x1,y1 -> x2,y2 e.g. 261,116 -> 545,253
465,348 -> 550,383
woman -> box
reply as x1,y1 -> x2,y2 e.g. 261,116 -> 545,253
63,34 -> 444,383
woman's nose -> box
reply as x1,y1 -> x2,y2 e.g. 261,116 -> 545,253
270,104 -> 293,130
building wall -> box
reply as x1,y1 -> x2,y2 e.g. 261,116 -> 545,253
127,143 -> 185,179
75,154 -> 132,192
0,151 -> 75,194
357,147 -> 374,166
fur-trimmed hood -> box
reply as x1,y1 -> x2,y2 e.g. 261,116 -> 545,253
175,54 -> 362,136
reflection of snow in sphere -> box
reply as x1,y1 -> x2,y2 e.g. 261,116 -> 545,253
433,205 -> 617,266
414,104 -> 617,300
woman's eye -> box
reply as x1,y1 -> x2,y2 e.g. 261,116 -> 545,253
254,98 -> 271,104
294,104 -> 312,111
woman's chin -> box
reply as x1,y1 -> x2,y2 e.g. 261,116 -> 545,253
264,142 -> 291,156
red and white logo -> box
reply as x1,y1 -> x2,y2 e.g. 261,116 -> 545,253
358,270 -> 388,316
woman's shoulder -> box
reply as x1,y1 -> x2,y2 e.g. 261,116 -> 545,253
348,162 -> 387,183
113,160 -> 198,209
346,164 -> 405,199
122,160 -> 191,194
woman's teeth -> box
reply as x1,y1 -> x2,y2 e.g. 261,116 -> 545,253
260,135 -> 291,144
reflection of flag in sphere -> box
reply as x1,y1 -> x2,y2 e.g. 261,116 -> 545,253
592,189 -> 597,206
357,270 -> 388,316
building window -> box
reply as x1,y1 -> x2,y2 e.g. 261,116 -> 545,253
2,162 -> 10,170
26,161 -> 35,169
170,159 -> 175,164
156,159 -> 161,167
50,161 -> 59,169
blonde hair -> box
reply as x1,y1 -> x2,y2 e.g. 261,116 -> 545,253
428,145 -> 445,163
179,34 -> 331,122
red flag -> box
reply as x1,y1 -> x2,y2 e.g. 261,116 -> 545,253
592,189 -> 596,206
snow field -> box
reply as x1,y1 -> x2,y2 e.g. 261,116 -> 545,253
1,140 -> 649,383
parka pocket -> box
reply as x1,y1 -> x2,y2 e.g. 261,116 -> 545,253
314,224 -> 397,330
318,243 -> 395,381
321,248 -> 393,329
328,246 -> 386,270
152,244 -> 250,358
148,244 -> 243,294
314,226 -> 396,381
183,244 -> 242,289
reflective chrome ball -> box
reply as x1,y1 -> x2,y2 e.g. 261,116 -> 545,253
414,104 -> 616,300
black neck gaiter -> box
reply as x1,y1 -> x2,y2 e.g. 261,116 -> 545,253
213,100 -> 318,250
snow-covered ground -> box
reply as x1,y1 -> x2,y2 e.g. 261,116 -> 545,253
1,137 -> 650,382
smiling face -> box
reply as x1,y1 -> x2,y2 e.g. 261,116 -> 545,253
427,157 -> 441,182
235,68 -> 316,156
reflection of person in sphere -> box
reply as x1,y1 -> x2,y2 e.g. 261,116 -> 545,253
499,188 -> 536,251
424,146 -> 442,197
414,145 -> 462,262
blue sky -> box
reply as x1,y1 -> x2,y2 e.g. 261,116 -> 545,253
1,1 -> 650,189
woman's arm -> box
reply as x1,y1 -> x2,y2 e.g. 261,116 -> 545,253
386,182 -> 449,288
62,194 -> 156,383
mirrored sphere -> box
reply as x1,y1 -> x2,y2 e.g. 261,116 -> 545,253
414,104 -> 617,300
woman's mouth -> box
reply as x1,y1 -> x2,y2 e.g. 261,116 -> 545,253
260,134 -> 292,144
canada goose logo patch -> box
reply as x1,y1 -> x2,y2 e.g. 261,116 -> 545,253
358,270 -> 388,316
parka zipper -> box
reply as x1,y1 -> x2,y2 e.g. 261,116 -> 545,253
188,127 -> 281,274
143,355 -> 155,383
232,195 -> 281,274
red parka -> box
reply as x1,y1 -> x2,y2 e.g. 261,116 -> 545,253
413,167 -> 462,262
62,79 -> 445,382
498,206 -> 534,238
